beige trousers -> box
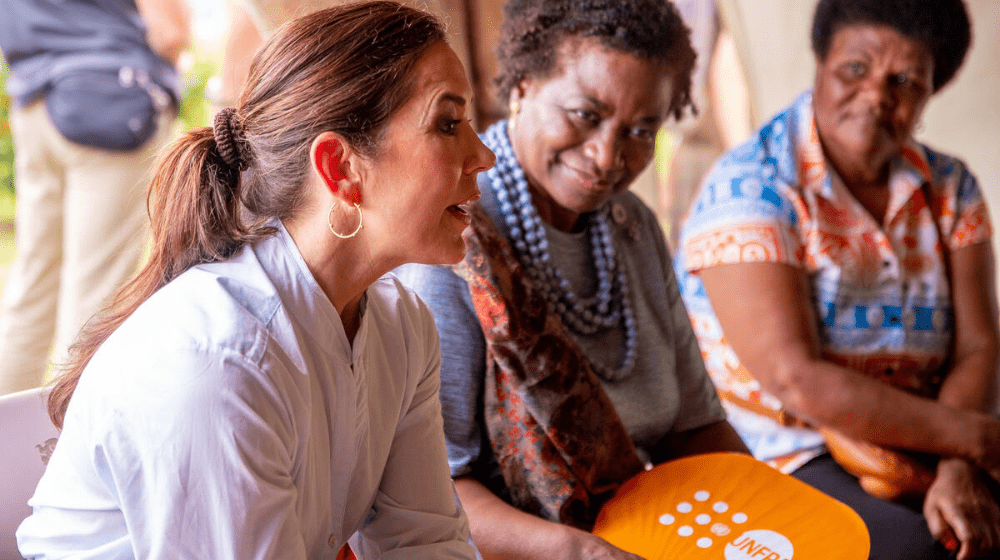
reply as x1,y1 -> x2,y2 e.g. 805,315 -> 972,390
0,101 -> 173,395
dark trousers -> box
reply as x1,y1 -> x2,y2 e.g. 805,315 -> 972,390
792,454 -> 953,560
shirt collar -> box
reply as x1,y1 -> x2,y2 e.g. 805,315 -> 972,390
794,92 -> 834,198
885,142 -> 932,221
254,220 -> 355,361
795,90 -> 932,222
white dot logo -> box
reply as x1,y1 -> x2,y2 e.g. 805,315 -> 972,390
694,491 -> 711,502
677,502 -> 693,513
678,526 -> 694,537
695,514 -> 712,525
711,523 -> 732,537
713,501 -> 730,513
732,512 -> 748,524
659,514 -> 675,525
724,530 -> 794,560
697,537 -> 714,549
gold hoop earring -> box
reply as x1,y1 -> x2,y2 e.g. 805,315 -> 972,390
328,202 -> 363,239
508,99 -> 520,132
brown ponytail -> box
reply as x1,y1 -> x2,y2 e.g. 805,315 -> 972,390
48,1 -> 445,427
47,127 -> 263,428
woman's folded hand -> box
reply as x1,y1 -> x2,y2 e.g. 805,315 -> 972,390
924,458 -> 1000,560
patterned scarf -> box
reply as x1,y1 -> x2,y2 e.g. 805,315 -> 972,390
450,203 -> 646,530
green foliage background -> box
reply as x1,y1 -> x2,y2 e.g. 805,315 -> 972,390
0,61 -> 14,219
177,49 -> 218,132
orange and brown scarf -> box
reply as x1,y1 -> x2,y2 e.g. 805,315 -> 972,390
450,204 -> 645,530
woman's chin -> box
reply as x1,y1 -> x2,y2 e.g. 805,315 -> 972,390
831,126 -> 902,167
414,236 -> 468,266
446,237 -> 471,264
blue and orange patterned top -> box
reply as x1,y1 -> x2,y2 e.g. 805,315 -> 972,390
675,90 -> 992,473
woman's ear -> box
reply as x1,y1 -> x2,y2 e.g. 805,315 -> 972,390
508,81 -> 526,115
508,80 -> 531,133
310,132 -> 361,205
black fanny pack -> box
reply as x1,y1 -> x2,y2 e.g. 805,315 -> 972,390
45,66 -> 172,151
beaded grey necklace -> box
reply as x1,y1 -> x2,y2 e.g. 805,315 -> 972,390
483,121 -> 637,381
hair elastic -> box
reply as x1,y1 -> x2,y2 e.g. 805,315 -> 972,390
213,108 -> 249,171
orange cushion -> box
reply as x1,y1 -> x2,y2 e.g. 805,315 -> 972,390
592,452 -> 869,559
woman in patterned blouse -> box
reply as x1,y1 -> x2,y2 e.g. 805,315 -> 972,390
676,0 -> 1000,558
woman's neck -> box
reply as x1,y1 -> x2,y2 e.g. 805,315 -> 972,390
507,124 -> 583,233
527,181 -> 583,233
338,297 -> 363,344
283,217 -> 383,344
832,157 -> 890,190
823,144 -> 892,224
846,180 -> 891,225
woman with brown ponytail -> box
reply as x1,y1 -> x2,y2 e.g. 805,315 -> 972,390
15,2 -> 495,558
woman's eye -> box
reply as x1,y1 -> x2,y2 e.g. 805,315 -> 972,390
631,127 -> 657,141
439,119 -> 461,135
571,109 -> 601,126
891,73 -> 929,97
844,60 -> 866,78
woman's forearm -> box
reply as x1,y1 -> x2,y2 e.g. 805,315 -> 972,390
937,241 -> 1000,415
134,0 -> 191,65
777,356 -> 997,463
938,352 -> 999,414
455,476 -> 575,560
698,261 -> 1000,466
454,476 -> 642,560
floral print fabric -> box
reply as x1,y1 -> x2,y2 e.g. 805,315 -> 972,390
675,91 -> 992,472
451,204 -> 646,529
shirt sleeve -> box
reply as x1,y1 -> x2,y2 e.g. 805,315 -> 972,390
679,149 -> 804,274
352,294 -> 478,560
660,235 -> 728,433
393,264 -> 487,478
22,344 -> 312,560
949,162 -> 993,250
627,202 -> 726,435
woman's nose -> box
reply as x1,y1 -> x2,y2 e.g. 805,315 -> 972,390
584,127 -> 624,173
858,73 -> 894,112
465,133 -> 496,175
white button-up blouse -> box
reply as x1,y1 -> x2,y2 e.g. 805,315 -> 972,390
17,223 -> 475,560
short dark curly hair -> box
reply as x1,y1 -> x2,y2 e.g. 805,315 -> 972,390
494,0 -> 697,121
810,0 -> 971,92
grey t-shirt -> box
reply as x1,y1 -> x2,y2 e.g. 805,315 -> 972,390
395,183 -> 725,495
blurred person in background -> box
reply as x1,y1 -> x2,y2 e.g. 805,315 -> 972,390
0,0 -> 190,396
676,0 -> 1000,557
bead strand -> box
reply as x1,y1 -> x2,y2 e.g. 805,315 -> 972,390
483,122 -> 637,380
